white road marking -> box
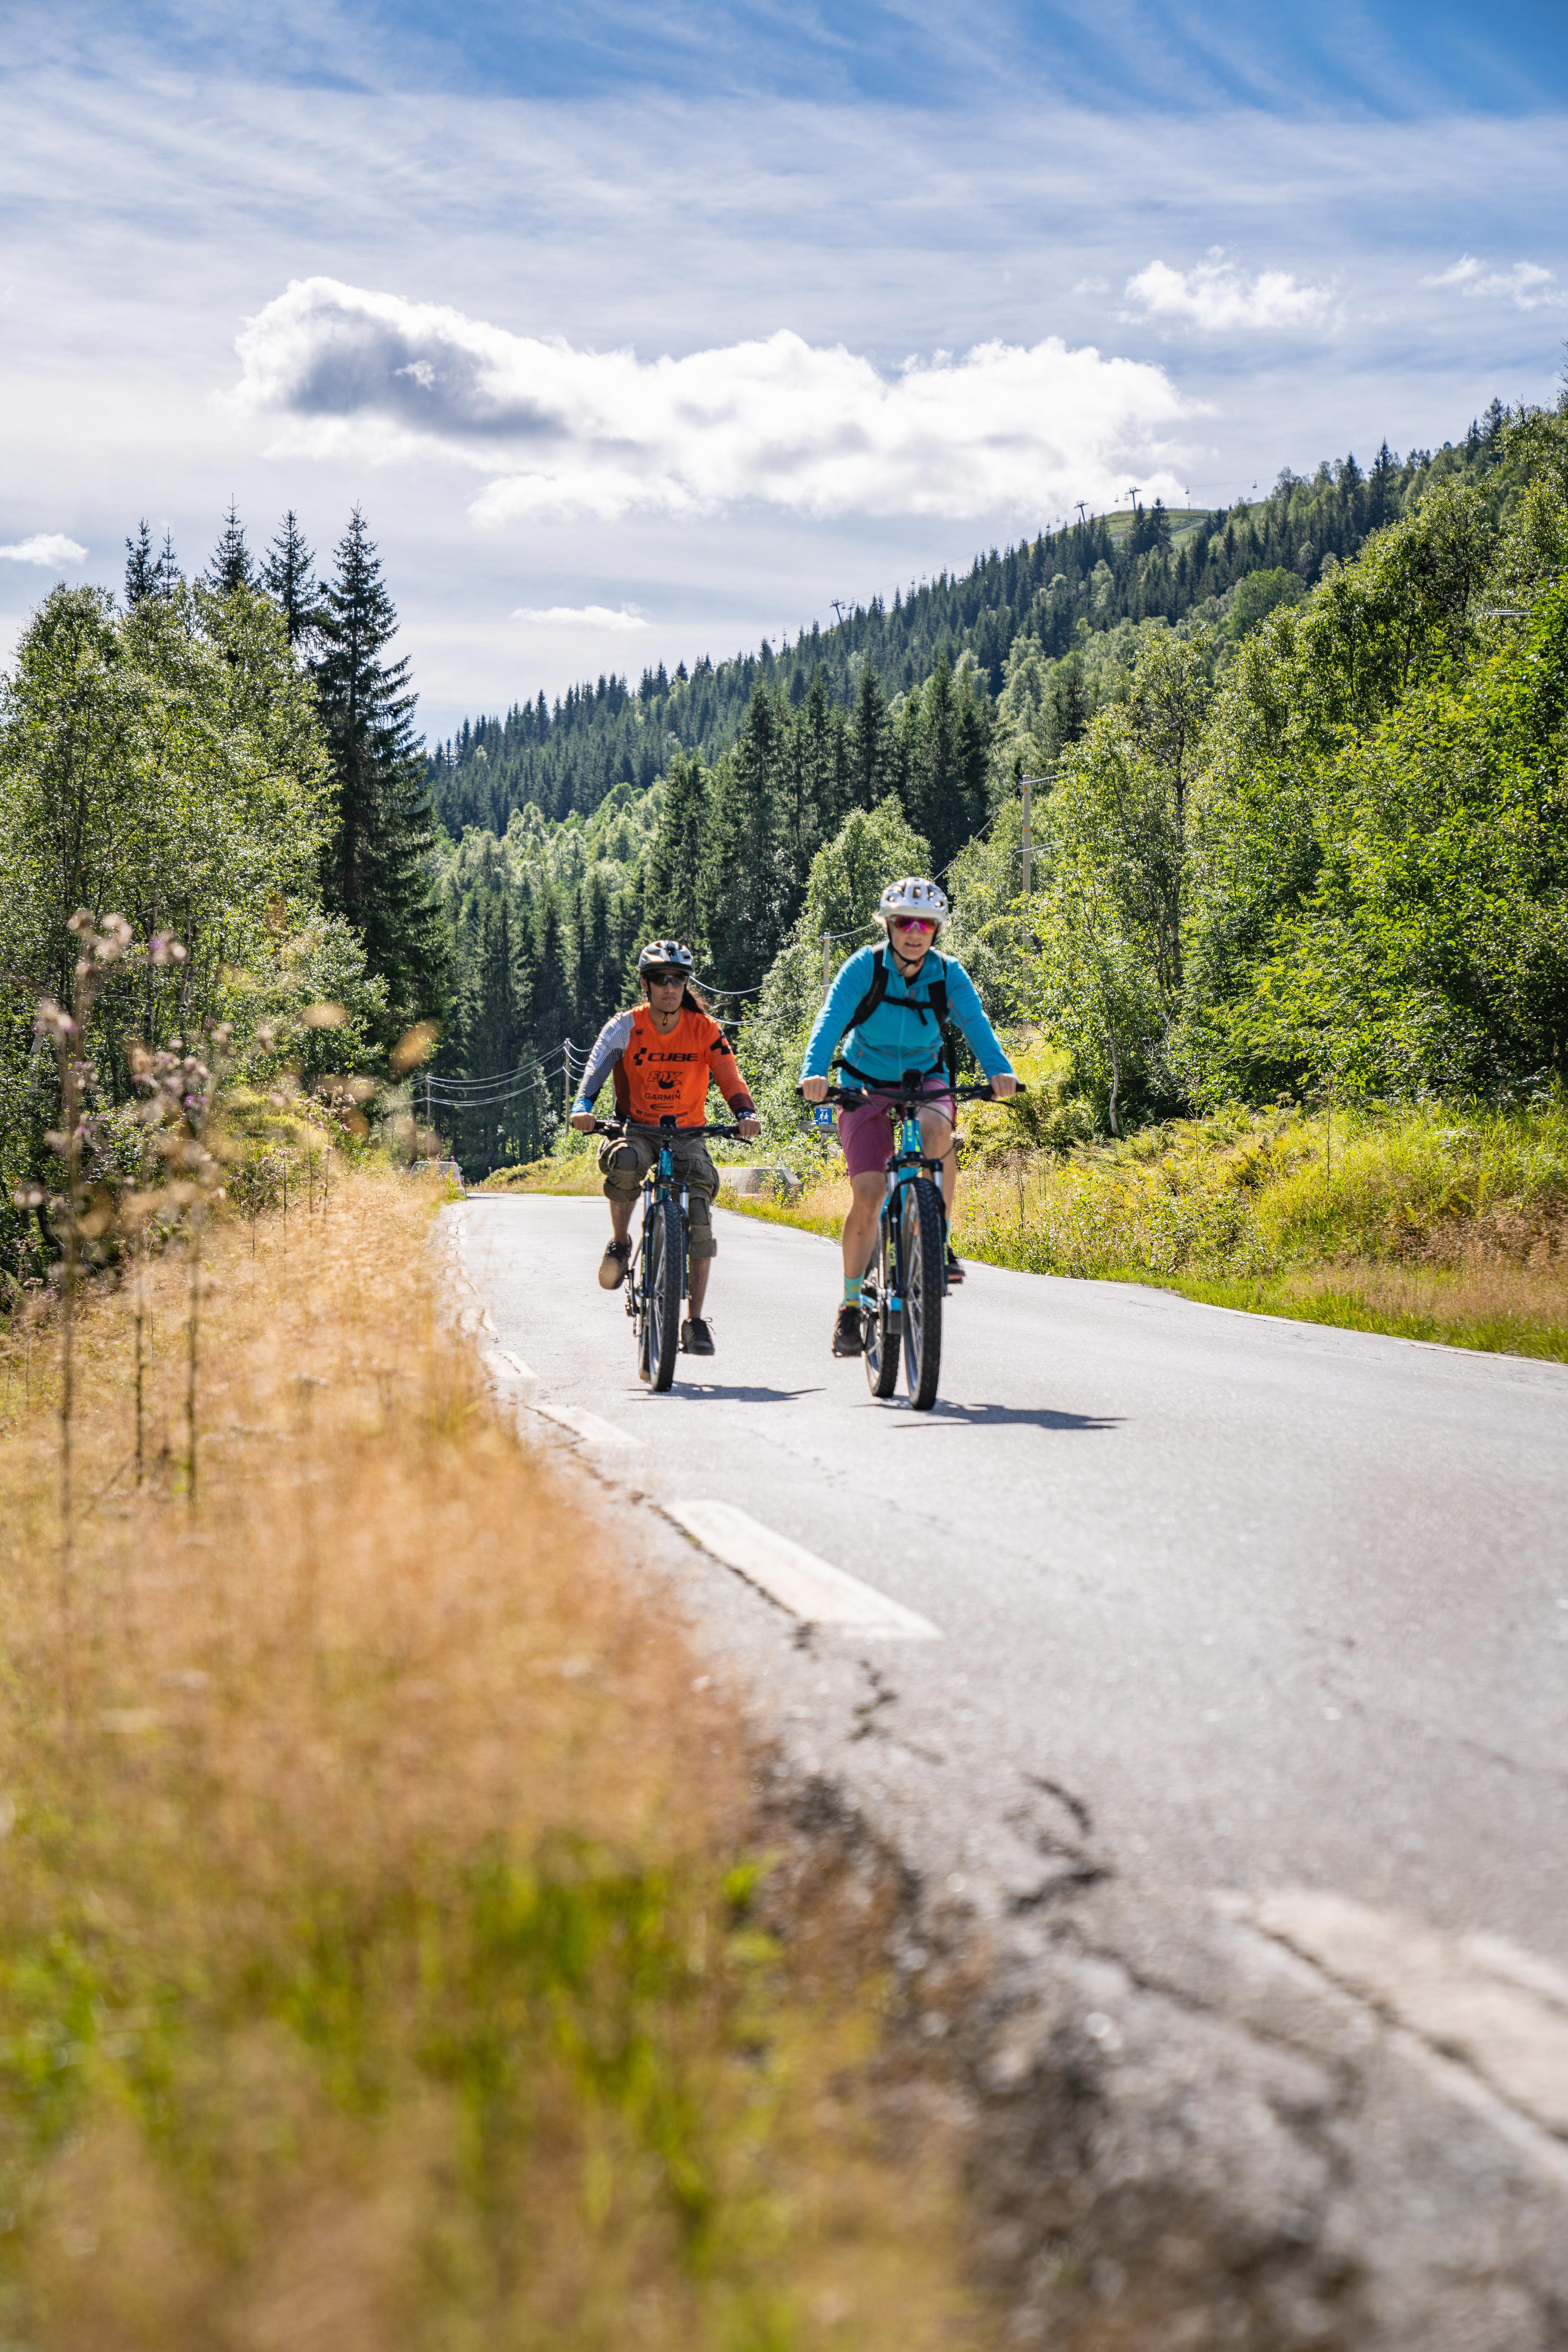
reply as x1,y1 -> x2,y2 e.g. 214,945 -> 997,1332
666,1499 -> 941,1638
480,1345 -> 537,1382
1235,1888 -> 1568,2138
532,1400 -> 644,1448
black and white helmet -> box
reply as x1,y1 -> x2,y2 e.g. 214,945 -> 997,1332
637,938 -> 695,975
877,877 -> 950,929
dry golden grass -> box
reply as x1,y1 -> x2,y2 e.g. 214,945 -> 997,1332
0,1168 -> 983,2352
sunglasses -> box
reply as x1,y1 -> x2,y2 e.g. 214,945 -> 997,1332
889,916 -> 936,933
645,971 -> 686,987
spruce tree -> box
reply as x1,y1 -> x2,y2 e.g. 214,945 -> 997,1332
641,751 -> 709,953
124,520 -> 156,607
203,501 -> 255,595
530,890 -> 575,1110
262,510 -> 321,650
574,867 -> 613,1036
698,745 -> 781,996
849,662 -> 894,811
783,669 -> 842,880
314,508 -> 448,1034
154,530 -> 181,598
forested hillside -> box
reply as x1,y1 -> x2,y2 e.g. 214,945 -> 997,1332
4,398 -> 1554,1221
428,411 -> 1507,838
431,406 -> 1536,1172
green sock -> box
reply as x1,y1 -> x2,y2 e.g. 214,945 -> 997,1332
843,1275 -> 862,1305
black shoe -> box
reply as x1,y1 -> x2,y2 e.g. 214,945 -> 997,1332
832,1302 -> 864,1356
598,1240 -> 631,1290
681,1317 -> 715,1356
944,1248 -> 964,1286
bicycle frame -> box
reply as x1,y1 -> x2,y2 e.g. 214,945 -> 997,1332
808,1075 -> 1022,1409
629,1130 -> 692,1323
589,1115 -> 741,1388
877,1098 -> 951,1321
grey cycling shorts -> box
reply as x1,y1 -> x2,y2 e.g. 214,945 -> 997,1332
596,1128 -> 719,1258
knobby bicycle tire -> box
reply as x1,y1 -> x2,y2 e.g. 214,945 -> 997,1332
642,1195 -> 684,1392
862,1215 -> 900,1399
901,1176 -> 945,1410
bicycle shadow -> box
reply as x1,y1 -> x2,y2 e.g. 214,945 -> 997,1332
891,1401 -> 1120,1432
666,1384 -> 826,1404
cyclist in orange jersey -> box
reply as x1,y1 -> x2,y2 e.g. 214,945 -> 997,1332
570,940 -> 761,1356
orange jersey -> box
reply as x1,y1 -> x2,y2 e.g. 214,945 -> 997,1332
575,1002 -> 755,1128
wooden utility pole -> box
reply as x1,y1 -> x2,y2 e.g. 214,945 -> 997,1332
1020,775 -> 1033,895
822,933 -> 832,998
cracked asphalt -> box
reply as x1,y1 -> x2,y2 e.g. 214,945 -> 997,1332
449,1192 -> 1568,2345
455,1192 -> 1568,1964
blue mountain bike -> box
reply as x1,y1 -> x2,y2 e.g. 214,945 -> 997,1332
591,1116 -> 740,1391
816,1076 -> 1016,1411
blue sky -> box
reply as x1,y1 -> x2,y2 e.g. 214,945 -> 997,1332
3,0 -> 1564,739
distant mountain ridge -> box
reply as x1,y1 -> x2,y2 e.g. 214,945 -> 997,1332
425,405 -> 1508,839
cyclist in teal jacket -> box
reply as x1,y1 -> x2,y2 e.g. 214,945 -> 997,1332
800,877 -> 1016,1356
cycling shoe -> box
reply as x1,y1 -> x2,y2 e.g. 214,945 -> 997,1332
681,1317 -> 715,1356
832,1302 -> 865,1356
598,1240 -> 631,1290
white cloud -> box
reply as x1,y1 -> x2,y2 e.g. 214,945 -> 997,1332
232,277 -> 1199,525
1122,249 -> 1335,333
1422,255 -> 1565,311
1073,274 -> 1109,295
0,531 -> 87,565
510,603 -> 649,630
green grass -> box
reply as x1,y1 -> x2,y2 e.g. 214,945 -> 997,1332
722,1100 -> 1568,1362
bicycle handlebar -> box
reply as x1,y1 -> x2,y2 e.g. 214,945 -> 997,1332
588,1118 -> 748,1141
800,1079 -> 1026,1109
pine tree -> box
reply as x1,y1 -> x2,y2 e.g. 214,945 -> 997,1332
641,751 -> 710,953
530,891 -> 575,1110
124,520 -> 157,607
782,670 -> 841,882
314,508 -> 448,1033
1368,442 -> 1399,530
261,510 -> 321,650
203,501 -> 255,595
154,530 -> 181,599
698,746 -> 781,996
1045,653 -> 1093,755
904,651 -> 959,869
849,662 -> 895,811
574,867 -> 613,1036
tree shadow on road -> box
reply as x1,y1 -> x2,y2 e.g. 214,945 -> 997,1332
891,1401 -> 1120,1431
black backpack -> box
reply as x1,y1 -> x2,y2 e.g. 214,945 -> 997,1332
838,948 -> 960,1087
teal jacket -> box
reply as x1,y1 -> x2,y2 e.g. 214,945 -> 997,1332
800,943 -> 1013,1087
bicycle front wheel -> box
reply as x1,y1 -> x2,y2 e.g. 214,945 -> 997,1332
901,1177 -> 945,1410
641,1196 -> 684,1392
862,1214 -> 900,1399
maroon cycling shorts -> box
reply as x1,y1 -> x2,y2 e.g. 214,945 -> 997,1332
837,1083 -> 956,1179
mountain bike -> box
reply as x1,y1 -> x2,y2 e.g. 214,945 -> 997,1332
813,1077 -> 1020,1412
590,1117 -> 741,1392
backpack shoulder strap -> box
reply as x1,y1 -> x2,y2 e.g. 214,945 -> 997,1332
845,947 -> 890,1035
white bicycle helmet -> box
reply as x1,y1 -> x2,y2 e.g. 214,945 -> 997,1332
637,939 -> 696,975
877,877 -> 950,929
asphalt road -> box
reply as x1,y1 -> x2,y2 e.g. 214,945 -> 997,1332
448,1191 -> 1568,2339
455,1191 -> 1568,1969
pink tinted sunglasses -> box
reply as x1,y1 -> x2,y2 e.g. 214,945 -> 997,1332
889,915 -> 936,933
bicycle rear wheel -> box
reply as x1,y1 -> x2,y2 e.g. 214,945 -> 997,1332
901,1176 -> 945,1410
862,1214 -> 900,1399
640,1196 -> 683,1391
